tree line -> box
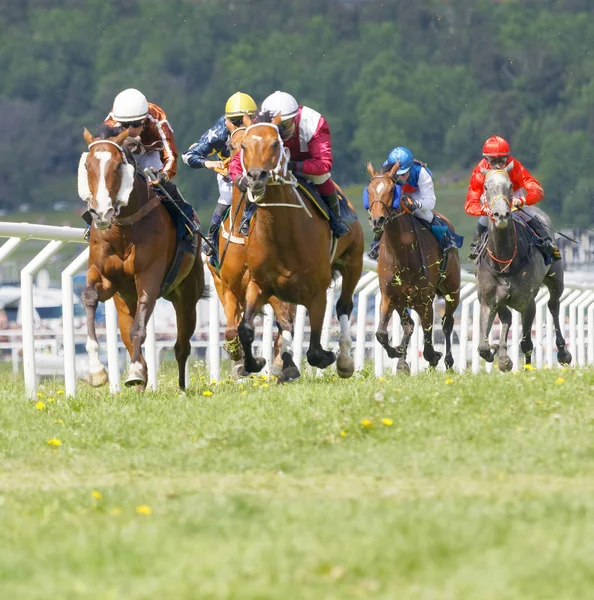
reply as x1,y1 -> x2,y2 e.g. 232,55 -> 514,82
0,0 -> 592,226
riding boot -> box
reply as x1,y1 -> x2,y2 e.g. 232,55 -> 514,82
430,216 -> 457,253
82,209 -> 93,242
161,180 -> 200,239
368,230 -> 383,260
239,202 -> 256,236
527,216 -> 561,261
322,191 -> 350,238
203,202 -> 227,256
468,222 -> 488,260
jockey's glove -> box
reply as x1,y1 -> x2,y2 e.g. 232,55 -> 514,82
401,195 -> 420,214
150,171 -> 169,186
234,175 -> 249,193
287,161 -> 302,174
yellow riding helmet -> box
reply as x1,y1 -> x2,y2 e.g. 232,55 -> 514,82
225,92 -> 257,118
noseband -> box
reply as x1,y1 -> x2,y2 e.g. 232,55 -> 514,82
367,174 -> 405,228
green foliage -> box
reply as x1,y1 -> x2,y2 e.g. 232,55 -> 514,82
0,0 -> 592,226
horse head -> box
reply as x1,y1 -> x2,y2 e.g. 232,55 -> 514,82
481,163 -> 514,231
240,111 -> 287,196
78,126 -> 136,230
365,161 -> 400,233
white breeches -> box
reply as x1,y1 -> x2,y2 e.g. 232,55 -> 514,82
217,173 -> 233,206
304,172 -> 331,185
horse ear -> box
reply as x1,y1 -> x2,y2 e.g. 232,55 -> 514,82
225,117 -> 238,133
506,161 -> 514,173
272,112 -> 282,127
242,113 -> 253,127
114,129 -> 129,146
83,127 -> 94,147
387,161 -> 400,179
481,168 -> 489,176
366,161 -> 377,178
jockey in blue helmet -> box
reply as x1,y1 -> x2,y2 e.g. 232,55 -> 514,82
367,147 -> 458,260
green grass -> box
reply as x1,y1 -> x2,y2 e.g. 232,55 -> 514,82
1,366 -> 594,599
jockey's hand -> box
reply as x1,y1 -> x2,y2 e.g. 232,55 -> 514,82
401,195 -> 419,214
513,196 -> 526,208
287,161 -> 301,174
150,171 -> 169,187
204,160 -> 224,171
234,175 -> 249,193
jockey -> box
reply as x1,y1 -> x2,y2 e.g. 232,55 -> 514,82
82,88 -> 198,240
182,92 -> 257,255
367,147 -> 457,260
466,135 -> 559,260
229,90 -> 350,238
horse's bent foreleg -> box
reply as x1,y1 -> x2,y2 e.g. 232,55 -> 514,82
442,294 -> 458,371
420,302 -> 442,368
478,302 -> 497,363
395,309 -> 414,373
497,306 -> 513,372
375,294 -> 398,359
335,262 -> 360,379
544,274 -> 572,365
306,290 -> 335,370
238,280 -> 268,374
519,301 -> 536,369
269,298 -> 299,383
221,288 -> 244,362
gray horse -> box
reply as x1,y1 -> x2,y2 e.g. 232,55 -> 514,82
476,165 -> 572,371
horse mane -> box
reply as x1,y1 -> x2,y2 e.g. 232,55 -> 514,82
380,163 -> 394,175
253,110 -> 276,124
95,123 -> 125,139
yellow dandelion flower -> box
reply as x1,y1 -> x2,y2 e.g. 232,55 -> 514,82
56,390 -> 64,395
555,377 -> 565,384
253,382 -> 260,387
53,419 -> 63,425
47,438 -> 61,447
262,383 -> 269,388
378,377 -> 386,383
261,375 -> 269,381
202,390 -> 213,396
36,391 -> 44,398
361,419 -> 373,428
48,397 -> 55,403
523,364 -> 534,371
91,490 -> 102,500
445,378 -> 454,385
211,379 -> 218,385
536,401 -> 544,406
560,367 -> 567,373
340,431 -> 347,437
136,504 -> 152,515
35,401 -> 46,410
382,418 -> 393,426
241,391 -> 247,396
199,375 -> 205,381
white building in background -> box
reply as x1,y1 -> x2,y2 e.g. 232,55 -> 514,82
558,229 -> 594,270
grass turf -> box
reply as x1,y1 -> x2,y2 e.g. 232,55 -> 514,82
1,366 -> 594,598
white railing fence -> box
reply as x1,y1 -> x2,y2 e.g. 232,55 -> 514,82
1,222 -> 593,400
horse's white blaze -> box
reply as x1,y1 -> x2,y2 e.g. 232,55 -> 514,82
86,337 -> 105,374
281,329 -> 293,356
250,134 -> 263,141
94,151 -> 113,217
376,181 -> 385,194
338,314 -> 352,354
117,163 -> 135,207
77,152 -> 91,202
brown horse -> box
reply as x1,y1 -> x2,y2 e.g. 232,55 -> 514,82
237,113 -> 364,382
79,125 -> 205,390
366,161 -> 461,372
207,124 -> 295,377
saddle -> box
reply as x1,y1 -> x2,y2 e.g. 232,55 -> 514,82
294,176 -> 358,227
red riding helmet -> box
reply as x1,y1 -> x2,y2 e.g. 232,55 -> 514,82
482,135 -> 510,158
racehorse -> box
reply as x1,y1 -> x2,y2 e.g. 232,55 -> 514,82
366,161 -> 461,372
476,166 -> 571,370
207,123 -> 296,378
237,112 -> 364,382
79,125 -> 205,390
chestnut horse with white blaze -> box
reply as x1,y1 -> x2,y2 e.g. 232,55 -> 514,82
366,161 -> 461,372
237,112 -> 364,382
207,124 -> 296,378
79,126 -> 205,390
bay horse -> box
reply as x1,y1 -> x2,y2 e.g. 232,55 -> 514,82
476,166 -> 571,370
237,112 -> 364,382
207,123 -> 295,378
78,125 -> 205,390
366,161 -> 461,372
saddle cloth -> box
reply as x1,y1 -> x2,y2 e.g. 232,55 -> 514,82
295,176 -> 358,227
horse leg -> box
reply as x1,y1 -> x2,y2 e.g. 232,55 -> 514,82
126,277 -> 160,387
420,302 -> 442,368
442,295 -> 458,371
375,294 -> 398,359
306,290 -> 336,370
335,258 -> 361,379
112,294 -> 142,386
477,302 -> 498,363
544,271 -> 572,365
82,266 -> 113,387
222,288 -> 245,377
496,306 -> 514,372
238,280 -> 268,374
395,309 -> 414,374
519,301 -> 536,369
269,298 -> 298,382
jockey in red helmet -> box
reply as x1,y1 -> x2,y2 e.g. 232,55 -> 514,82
466,135 -> 559,260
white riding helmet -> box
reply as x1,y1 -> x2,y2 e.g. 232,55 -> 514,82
112,88 -> 149,123
262,91 -> 299,120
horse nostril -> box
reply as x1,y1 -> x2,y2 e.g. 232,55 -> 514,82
493,212 -> 500,218
258,170 -> 267,180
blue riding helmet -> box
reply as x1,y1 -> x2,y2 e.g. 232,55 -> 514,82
382,147 -> 414,175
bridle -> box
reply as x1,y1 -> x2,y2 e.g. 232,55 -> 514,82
367,174 -> 406,229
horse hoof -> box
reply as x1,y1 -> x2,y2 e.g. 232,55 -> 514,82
499,357 -> 513,372
244,357 -> 266,374
125,363 -> 146,387
271,356 -> 284,378
87,368 -> 108,388
280,365 -> 301,383
444,356 -> 455,371
231,362 -> 245,379
397,360 -> 410,375
427,351 -> 442,368
307,350 -> 336,370
386,347 -> 398,359
336,355 -> 354,379
558,348 -> 572,365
